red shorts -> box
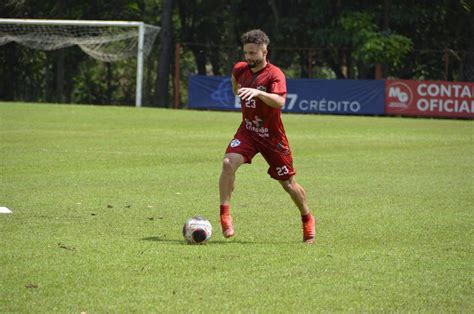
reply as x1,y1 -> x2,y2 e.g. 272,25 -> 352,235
225,129 -> 296,180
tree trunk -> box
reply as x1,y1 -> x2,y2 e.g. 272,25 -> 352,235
210,49 -> 221,76
144,49 -> 155,105
45,52 -> 54,102
268,0 -> 280,61
154,0 -> 174,107
462,48 -> 474,82
2,44 -> 17,100
192,47 -> 207,75
327,49 -> 346,79
106,62 -> 112,105
53,0 -> 66,103
378,0 -> 391,78
347,49 -> 354,79
298,51 -> 309,78
56,49 -> 65,103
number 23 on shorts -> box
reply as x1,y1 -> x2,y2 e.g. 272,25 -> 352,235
276,166 -> 289,176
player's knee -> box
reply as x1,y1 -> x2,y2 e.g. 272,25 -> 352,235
222,158 -> 235,175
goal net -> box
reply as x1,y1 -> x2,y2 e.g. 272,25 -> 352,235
0,18 -> 160,106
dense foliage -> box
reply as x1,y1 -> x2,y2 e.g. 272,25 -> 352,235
0,0 -> 472,107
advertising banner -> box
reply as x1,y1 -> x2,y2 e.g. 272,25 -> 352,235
385,80 -> 474,118
188,75 -> 236,111
188,75 -> 385,115
285,79 -> 384,115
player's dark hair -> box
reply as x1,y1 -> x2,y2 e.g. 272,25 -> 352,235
241,29 -> 270,46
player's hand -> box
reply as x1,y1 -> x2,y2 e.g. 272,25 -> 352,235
238,87 -> 260,101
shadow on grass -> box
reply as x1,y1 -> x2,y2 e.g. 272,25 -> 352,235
141,237 -> 184,244
141,236 -> 295,245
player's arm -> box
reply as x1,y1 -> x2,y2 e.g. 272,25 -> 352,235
237,88 -> 285,109
256,90 -> 285,109
231,75 -> 238,95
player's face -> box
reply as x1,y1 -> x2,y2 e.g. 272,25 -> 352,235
243,43 -> 267,68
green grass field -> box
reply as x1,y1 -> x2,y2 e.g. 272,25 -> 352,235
1,102 -> 472,312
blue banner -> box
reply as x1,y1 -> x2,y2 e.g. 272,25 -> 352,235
188,75 -> 237,111
188,75 -> 385,115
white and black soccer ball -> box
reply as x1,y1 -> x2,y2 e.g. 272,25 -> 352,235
182,216 -> 212,244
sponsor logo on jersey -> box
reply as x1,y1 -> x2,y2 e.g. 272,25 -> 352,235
230,139 -> 241,147
244,115 -> 269,138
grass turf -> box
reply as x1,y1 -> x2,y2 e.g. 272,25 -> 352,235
0,102 -> 472,312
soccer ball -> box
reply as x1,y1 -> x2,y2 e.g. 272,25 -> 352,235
182,216 -> 212,244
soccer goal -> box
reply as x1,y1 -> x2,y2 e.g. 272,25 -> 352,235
0,18 -> 160,107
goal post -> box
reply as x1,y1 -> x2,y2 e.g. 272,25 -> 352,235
0,18 -> 160,107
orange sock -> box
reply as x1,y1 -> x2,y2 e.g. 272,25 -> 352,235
220,204 -> 230,216
301,213 -> 312,223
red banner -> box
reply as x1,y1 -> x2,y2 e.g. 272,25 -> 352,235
385,80 -> 474,118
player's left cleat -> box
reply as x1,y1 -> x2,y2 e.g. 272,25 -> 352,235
302,213 -> 315,244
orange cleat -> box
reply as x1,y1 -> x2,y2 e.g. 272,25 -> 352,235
220,214 -> 234,238
302,213 -> 315,244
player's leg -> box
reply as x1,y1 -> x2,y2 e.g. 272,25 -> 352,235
260,145 -> 307,214
279,177 -> 316,244
261,144 -> 316,244
219,153 -> 245,206
219,153 -> 244,238
278,176 -> 309,215
220,132 -> 258,238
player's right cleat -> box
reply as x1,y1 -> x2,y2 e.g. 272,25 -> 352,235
302,213 -> 315,244
220,214 -> 234,238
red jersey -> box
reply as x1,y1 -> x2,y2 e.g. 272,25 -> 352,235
232,61 -> 288,147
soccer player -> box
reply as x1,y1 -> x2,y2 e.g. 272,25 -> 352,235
219,29 -> 316,244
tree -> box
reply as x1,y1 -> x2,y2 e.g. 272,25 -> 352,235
340,12 -> 413,78
1,0 -> 472,106
154,0 -> 174,108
